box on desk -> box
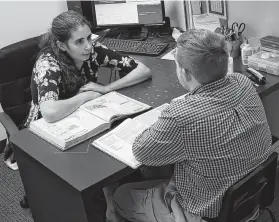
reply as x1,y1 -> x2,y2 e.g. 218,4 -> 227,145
260,36 -> 279,53
240,37 -> 261,55
248,51 -> 279,76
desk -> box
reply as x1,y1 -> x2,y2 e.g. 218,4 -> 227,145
10,57 -> 184,222
233,57 -> 279,99
10,56 -> 279,222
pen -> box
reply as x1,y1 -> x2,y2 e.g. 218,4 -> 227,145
251,82 -> 259,87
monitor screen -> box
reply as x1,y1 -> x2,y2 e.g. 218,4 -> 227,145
92,0 -> 165,27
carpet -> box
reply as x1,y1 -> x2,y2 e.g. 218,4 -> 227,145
0,154 -> 33,222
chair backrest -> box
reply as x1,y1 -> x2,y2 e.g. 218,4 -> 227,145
217,152 -> 278,222
0,37 -> 40,126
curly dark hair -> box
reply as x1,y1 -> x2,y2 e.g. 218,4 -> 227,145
38,10 -> 92,91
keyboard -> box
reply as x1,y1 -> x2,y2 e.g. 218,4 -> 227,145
100,38 -> 169,56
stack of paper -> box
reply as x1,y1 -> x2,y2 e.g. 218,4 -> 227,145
192,14 -> 220,32
161,48 -> 176,60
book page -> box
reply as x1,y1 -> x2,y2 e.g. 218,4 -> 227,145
134,103 -> 169,125
114,119 -> 149,145
99,119 -> 148,147
95,103 -> 169,147
30,109 -> 107,147
80,92 -> 151,122
93,119 -> 147,168
92,103 -> 169,168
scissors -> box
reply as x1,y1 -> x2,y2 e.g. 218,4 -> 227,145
231,22 -> 246,38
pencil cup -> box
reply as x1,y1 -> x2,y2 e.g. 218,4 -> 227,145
227,40 -> 241,58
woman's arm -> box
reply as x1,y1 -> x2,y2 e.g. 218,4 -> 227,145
79,42 -> 152,94
40,91 -> 101,123
105,61 -> 151,92
79,61 -> 151,94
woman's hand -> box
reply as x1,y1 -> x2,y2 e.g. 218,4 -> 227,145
40,91 -> 102,123
78,82 -> 111,94
81,91 -> 102,103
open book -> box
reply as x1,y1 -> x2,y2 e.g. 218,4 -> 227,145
92,103 -> 169,169
29,91 -> 151,151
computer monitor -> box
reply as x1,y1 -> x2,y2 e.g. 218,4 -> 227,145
91,0 -> 166,28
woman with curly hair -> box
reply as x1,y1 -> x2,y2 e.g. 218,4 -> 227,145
4,10 -> 151,170
25,10 -> 151,127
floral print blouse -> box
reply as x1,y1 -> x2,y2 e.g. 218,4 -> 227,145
24,41 -> 138,127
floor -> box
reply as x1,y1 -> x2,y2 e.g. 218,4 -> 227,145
1,153 -> 279,222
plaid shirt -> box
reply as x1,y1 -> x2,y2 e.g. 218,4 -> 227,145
132,73 -> 272,218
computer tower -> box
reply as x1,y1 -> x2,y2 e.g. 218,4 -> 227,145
66,1 -> 95,27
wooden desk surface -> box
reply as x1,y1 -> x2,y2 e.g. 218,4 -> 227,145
10,56 -> 279,192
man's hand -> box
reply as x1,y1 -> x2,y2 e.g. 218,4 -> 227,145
78,82 -> 111,94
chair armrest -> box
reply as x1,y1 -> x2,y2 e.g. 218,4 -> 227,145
0,112 -> 19,137
0,121 -> 7,153
270,140 -> 279,162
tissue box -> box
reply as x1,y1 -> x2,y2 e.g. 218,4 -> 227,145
248,51 -> 279,76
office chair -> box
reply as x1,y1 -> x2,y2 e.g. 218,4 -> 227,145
203,152 -> 278,222
0,36 -> 40,208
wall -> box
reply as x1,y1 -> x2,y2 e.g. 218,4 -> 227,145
0,1 -> 67,131
227,1 -> 279,38
165,0 -> 187,31
0,1 -> 187,49
227,1 -> 279,137
0,1 -> 67,48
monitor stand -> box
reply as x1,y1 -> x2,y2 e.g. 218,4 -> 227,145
105,27 -> 148,41
101,17 -> 172,41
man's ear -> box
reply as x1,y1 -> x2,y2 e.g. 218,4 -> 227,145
57,41 -> 67,51
184,69 -> 192,82
180,67 -> 192,83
